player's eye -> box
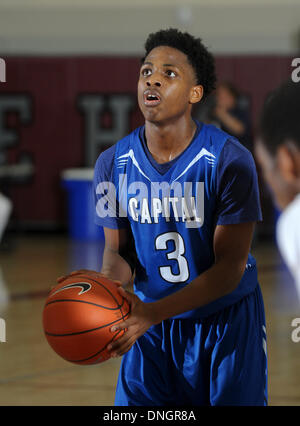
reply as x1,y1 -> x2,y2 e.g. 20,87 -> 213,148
141,68 -> 152,77
166,70 -> 176,78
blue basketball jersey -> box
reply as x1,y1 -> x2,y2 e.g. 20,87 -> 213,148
94,122 -> 261,319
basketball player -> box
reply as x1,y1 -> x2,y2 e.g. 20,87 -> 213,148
255,81 -> 300,300
69,29 -> 268,405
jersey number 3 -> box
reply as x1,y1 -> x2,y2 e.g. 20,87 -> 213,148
155,232 -> 190,283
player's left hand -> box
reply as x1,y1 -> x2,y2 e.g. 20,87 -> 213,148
107,287 -> 157,357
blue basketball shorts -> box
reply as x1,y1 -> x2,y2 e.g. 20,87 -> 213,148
114,284 -> 268,406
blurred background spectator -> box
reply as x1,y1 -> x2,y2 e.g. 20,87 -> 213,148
195,81 -> 252,152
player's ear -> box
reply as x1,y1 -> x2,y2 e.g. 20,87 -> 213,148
189,84 -> 203,105
277,141 -> 299,183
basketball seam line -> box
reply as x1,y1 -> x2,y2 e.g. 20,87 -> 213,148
65,329 -> 124,363
73,274 -> 123,308
48,274 -> 123,310
45,297 -> 126,311
44,309 -> 130,337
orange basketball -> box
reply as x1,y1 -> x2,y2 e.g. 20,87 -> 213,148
42,273 -> 130,365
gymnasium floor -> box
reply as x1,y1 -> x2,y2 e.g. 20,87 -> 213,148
0,233 -> 299,406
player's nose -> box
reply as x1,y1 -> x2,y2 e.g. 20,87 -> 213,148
146,78 -> 161,88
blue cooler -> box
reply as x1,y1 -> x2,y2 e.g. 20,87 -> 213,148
61,168 -> 104,241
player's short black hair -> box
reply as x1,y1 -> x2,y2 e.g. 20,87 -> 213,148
142,28 -> 216,98
259,80 -> 300,156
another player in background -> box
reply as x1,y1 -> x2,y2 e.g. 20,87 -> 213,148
212,81 -> 252,152
255,81 -> 300,300
78,28 -> 267,406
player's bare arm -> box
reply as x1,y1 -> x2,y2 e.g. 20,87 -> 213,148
100,227 -> 135,287
108,221 -> 255,357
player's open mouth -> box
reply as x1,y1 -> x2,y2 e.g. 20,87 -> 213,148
143,90 -> 161,106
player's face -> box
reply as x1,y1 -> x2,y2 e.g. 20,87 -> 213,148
138,46 -> 203,124
255,139 -> 294,210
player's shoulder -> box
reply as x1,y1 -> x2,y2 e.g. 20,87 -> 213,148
198,122 -> 253,168
96,144 -> 116,164
198,122 -> 233,156
95,126 -> 142,171
216,138 -> 256,184
94,144 -> 116,181
200,122 -> 231,142
223,137 -> 254,163
202,123 -> 249,154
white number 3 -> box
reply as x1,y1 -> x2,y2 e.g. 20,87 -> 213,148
155,232 -> 189,283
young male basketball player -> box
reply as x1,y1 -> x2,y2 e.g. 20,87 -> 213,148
71,29 -> 267,405
255,81 -> 300,300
